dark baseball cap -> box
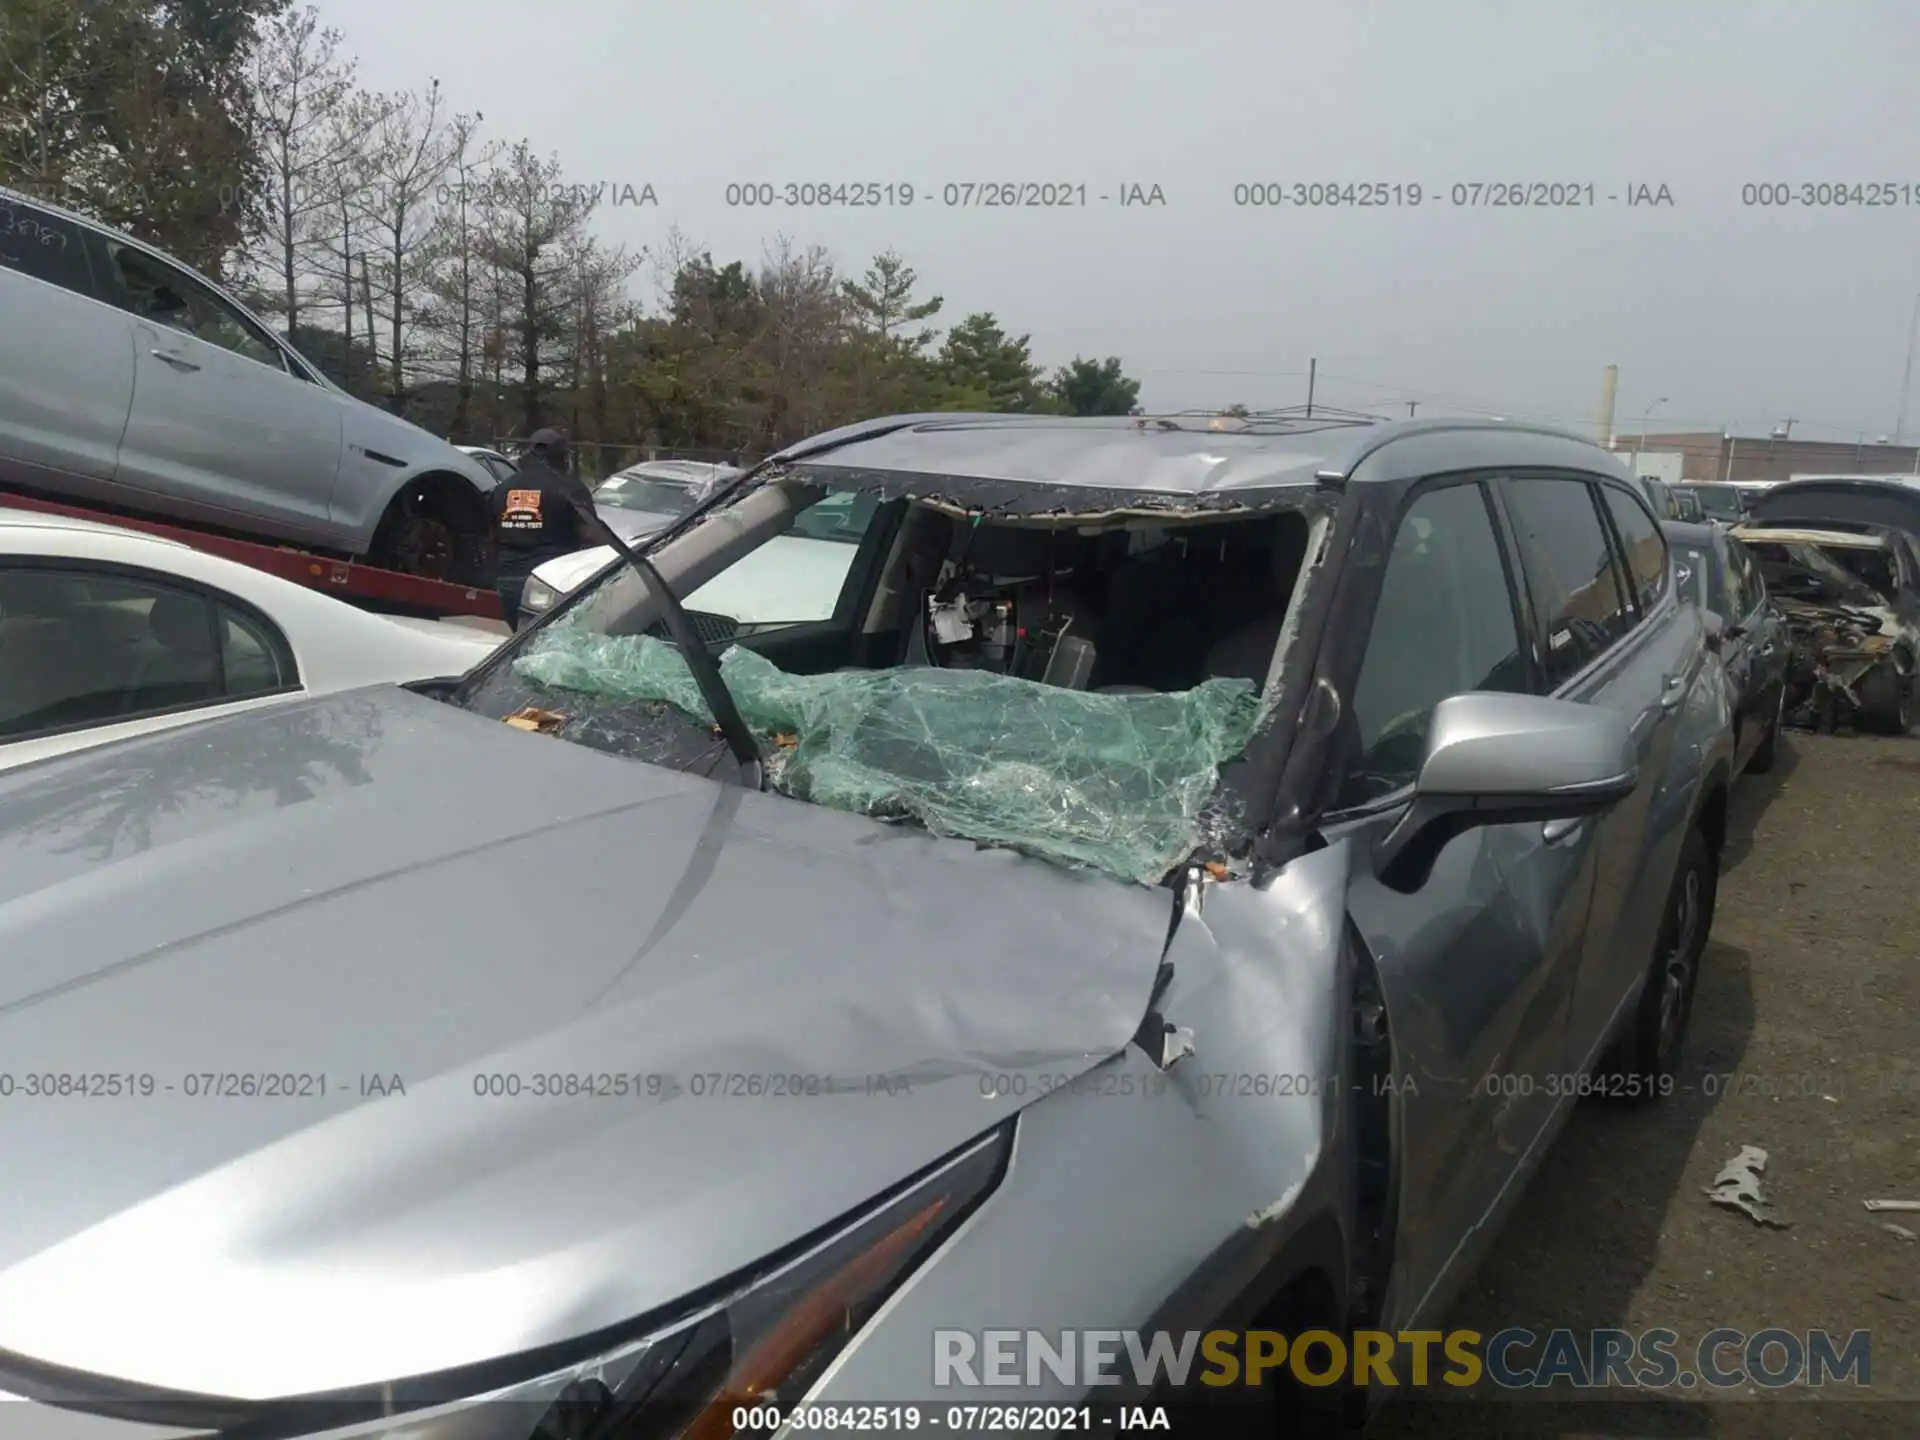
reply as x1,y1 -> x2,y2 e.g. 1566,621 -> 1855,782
527,427 -> 568,452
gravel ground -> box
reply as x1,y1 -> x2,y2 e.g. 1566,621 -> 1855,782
1367,729 -> 1920,1440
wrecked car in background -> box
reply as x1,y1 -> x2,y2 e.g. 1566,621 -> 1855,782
1740,476 -> 1920,735
0,413 -> 1732,1437
1732,523 -> 1920,733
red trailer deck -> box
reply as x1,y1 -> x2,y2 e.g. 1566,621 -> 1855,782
0,488 -> 503,621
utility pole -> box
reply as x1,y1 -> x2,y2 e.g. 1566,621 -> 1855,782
1407,401 -> 1418,417
1304,358 -> 1317,417
1597,365 -> 1619,447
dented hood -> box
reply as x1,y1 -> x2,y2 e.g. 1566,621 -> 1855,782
0,688 -> 1172,1398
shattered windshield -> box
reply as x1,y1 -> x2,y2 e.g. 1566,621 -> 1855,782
453,474 -> 1322,883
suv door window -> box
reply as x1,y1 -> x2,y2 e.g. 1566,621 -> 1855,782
97,239 -> 288,371
1503,478 -> 1636,688
0,567 -> 296,738
1342,480 -> 1531,802
0,195 -> 97,297
1600,484 -> 1669,615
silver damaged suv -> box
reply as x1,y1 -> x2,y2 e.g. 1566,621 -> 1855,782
0,414 -> 1733,1436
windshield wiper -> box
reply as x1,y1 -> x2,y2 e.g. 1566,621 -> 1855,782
595,526 -> 764,786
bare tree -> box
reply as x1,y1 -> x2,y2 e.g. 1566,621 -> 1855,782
480,256 -> 510,440
307,87 -> 390,391
358,79 -> 464,413
753,235 -> 847,447
556,230 -> 641,467
417,111 -> 500,440
473,141 -> 597,432
239,5 -> 361,334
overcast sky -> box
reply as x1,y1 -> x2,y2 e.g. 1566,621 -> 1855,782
313,0 -> 1919,441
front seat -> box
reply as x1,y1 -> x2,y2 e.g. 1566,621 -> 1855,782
1204,529 -> 1309,684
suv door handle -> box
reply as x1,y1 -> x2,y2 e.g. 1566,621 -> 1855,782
1660,674 -> 1687,710
150,348 -> 201,371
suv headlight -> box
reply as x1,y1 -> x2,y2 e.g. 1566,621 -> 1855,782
520,575 -> 561,616
85,1129 -> 1008,1440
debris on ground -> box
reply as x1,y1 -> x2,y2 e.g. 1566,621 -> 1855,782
1864,1199 -> 1920,1213
1703,1145 -> 1789,1227
1882,1223 -> 1918,1242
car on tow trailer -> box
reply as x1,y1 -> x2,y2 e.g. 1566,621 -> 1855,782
0,186 -> 501,584
0,413 -> 1730,1436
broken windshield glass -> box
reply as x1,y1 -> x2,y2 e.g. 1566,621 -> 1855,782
455,475 -> 1326,883
511,621 -> 1261,884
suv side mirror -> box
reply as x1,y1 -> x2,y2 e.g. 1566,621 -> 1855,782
1374,693 -> 1639,892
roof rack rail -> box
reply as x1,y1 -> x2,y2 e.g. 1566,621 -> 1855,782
1137,405 -> 1389,434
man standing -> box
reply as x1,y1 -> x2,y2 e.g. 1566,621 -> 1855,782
489,428 -> 605,629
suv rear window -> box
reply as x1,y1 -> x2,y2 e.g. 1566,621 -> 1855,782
1503,478 -> 1635,687
1600,485 -> 1669,613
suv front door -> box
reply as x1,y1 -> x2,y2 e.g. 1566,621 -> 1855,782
88,235 -> 344,544
1328,475 -> 1603,1332
1503,474 -> 1696,1082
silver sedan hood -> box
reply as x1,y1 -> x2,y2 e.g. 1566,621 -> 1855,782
0,688 -> 1171,1398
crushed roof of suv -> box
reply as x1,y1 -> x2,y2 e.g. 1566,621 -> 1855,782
777,412 -> 1612,503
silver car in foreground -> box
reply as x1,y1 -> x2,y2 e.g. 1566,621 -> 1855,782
0,414 -> 1731,1436
0,188 -> 500,582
